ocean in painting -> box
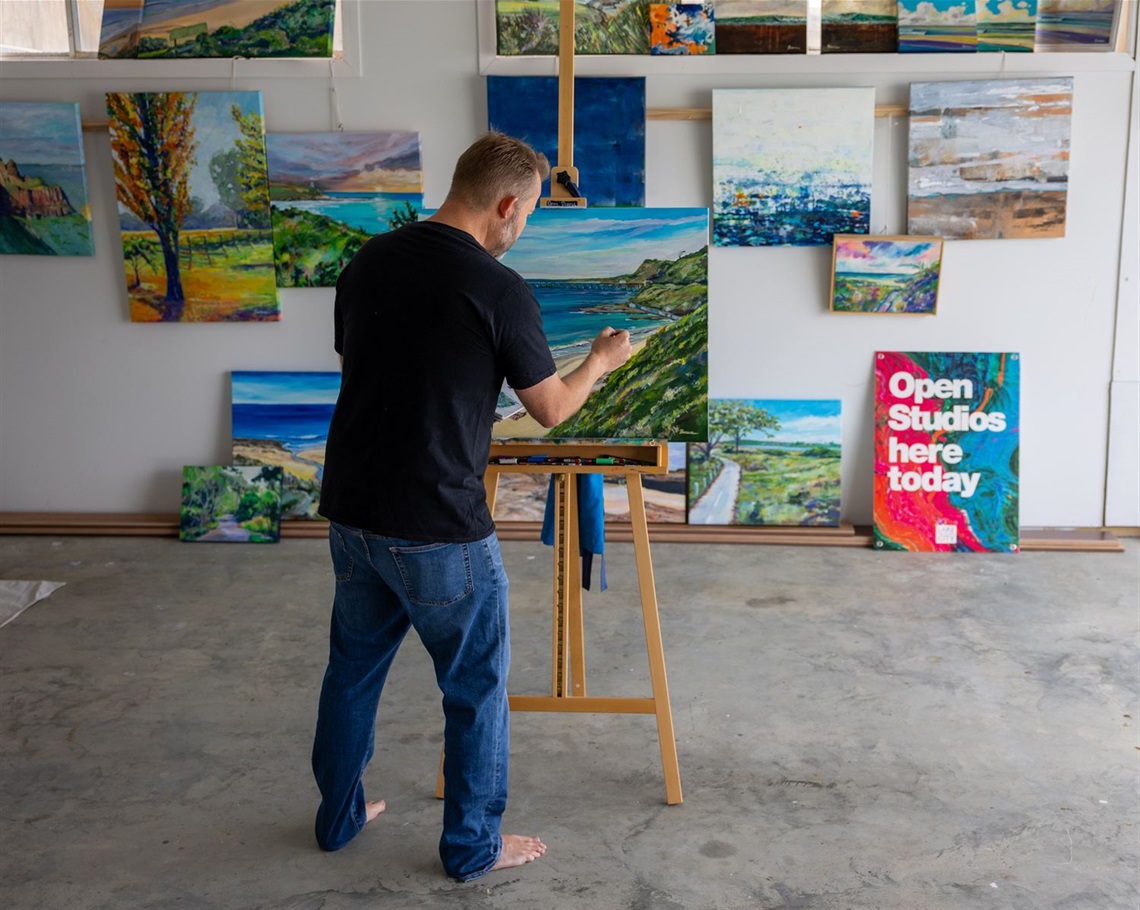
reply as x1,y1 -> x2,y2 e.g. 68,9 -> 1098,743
231,402 -> 336,453
977,0 -> 1037,51
528,283 -> 673,359
270,192 -> 421,235
898,0 -> 978,52
1035,0 -> 1116,46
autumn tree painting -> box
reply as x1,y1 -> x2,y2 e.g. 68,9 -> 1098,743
107,90 -> 279,323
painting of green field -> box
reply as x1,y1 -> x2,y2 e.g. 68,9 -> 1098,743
688,399 -> 841,526
180,465 -> 282,543
108,91 -> 279,322
496,0 -> 650,54
830,235 -> 942,314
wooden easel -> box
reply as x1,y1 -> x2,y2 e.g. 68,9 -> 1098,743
434,441 -> 683,805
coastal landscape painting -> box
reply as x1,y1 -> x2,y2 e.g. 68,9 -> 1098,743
978,0 -> 1037,51
821,0 -> 898,52
494,207 -> 709,441
650,4 -> 716,54
231,371 -> 340,520
908,78 -> 1073,240
495,0 -> 650,55
713,88 -> 874,247
688,399 -> 842,526
180,465 -> 282,543
0,101 -> 94,256
830,235 -> 943,314
108,91 -> 279,322
714,1 -> 807,53
267,131 -> 422,288
898,0 -> 978,52
99,0 -> 334,58
1035,0 -> 1117,48
488,77 -> 645,207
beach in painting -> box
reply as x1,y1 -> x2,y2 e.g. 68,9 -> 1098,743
715,0 -> 807,53
231,371 -> 340,520
908,78 -> 1072,240
493,208 -> 709,441
831,236 -> 942,313
713,88 -> 874,247
898,0 -> 978,52
977,0 -> 1037,51
688,400 -> 841,527
821,0 -> 897,52
1036,0 -> 1117,46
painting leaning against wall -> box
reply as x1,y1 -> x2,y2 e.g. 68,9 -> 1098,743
0,101 -> 95,256
107,90 -> 279,322
267,131 -> 423,288
180,465 -> 283,543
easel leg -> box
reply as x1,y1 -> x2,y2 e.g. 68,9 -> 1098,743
626,474 -> 683,805
565,474 -> 587,697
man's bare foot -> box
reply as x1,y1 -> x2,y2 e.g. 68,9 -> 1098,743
365,799 -> 386,823
490,834 -> 547,872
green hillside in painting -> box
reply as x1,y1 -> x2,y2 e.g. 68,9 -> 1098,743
271,207 -> 369,288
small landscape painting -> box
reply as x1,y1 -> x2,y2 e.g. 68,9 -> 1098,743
713,0 -> 807,53
713,88 -> 874,247
898,0 -> 978,52
908,78 -> 1073,240
99,0 -> 335,58
267,131 -> 423,288
688,399 -> 842,526
1035,0 -> 1117,48
821,0 -> 898,52
650,4 -> 716,54
977,0 -> 1037,51
180,465 -> 283,543
0,101 -> 94,256
830,235 -> 943,314
107,90 -> 279,322
231,371 -> 341,520
495,0 -> 650,55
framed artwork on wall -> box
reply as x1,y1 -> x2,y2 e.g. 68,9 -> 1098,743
830,235 -> 944,314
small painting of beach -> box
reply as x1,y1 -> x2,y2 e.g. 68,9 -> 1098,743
0,102 -> 94,256
830,235 -> 943,314
180,465 -> 282,543
713,0 -> 807,53
1035,0 -> 1117,48
688,399 -> 842,526
488,76 -> 645,207
908,78 -> 1073,240
267,131 -> 422,288
713,88 -> 874,247
231,371 -> 341,520
978,0 -> 1037,51
108,91 -> 279,322
821,0 -> 898,52
494,207 -> 709,441
495,0 -> 650,55
99,0 -> 334,58
650,4 -> 716,54
898,0 -> 978,52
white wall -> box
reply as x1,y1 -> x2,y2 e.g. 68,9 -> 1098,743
0,0 -> 1136,527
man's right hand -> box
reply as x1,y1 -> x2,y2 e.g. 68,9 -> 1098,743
590,327 -> 632,373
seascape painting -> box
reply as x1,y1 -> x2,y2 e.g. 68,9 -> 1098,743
487,76 -> 645,207
908,78 -> 1073,240
688,400 -> 842,526
108,91 -> 279,322
267,131 -> 422,288
1035,0 -> 1117,48
180,465 -> 282,543
231,370 -> 341,520
99,0 -> 334,58
830,235 -> 943,314
495,0 -> 650,55
650,4 -> 716,54
898,0 -> 978,52
713,88 -> 874,247
0,102 -> 94,256
713,0 -> 807,53
821,0 -> 898,52
978,0 -> 1037,51
493,207 -> 709,441
874,351 -> 1020,552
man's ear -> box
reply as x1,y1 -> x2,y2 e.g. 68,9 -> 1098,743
497,195 -> 518,219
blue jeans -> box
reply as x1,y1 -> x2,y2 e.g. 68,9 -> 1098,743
311,521 -> 511,882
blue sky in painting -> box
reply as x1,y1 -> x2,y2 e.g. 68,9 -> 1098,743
186,91 -> 264,209
720,399 -> 842,445
231,371 -> 341,405
898,0 -> 976,19
487,76 -> 645,207
500,208 -> 708,280
0,102 -> 85,165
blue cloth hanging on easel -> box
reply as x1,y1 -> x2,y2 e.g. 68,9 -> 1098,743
540,474 -> 607,592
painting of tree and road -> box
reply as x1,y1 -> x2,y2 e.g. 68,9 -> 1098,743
107,91 -> 279,322
688,399 -> 842,526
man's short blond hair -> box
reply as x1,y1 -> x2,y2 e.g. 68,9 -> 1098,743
448,132 -> 548,211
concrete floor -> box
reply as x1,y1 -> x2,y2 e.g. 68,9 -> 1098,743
0,534 -> 1137,910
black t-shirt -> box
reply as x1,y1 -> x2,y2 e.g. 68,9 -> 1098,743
319,220 -> 556,542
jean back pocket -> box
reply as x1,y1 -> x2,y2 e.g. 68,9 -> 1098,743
390,542 -> 473,607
